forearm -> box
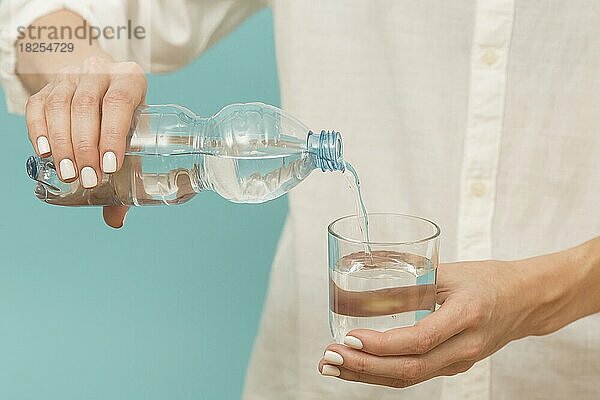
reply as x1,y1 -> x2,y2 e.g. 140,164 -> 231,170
520,236 -> 600,337
16,9 -> 111,93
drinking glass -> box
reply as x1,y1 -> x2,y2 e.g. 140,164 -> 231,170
327,213 -> 440,342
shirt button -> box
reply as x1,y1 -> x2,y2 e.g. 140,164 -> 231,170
470,181 -> 487,197
481,49 -> 498,66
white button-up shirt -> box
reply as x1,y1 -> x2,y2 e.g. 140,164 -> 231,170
2,1 -> 599,399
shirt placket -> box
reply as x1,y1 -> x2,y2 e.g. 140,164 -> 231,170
442,1 -> 516,400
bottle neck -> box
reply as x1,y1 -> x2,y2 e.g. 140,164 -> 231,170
307,130 -> 345,172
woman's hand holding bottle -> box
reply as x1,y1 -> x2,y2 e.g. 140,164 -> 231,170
18,10 -> 147,228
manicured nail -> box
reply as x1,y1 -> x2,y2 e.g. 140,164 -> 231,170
59,159 -> 76,180
321,365 -> 341,377
102,151 -> 117,173
37,136 -> 50,155
324,350 -> 344,365
343,336 -> 363,350
81,167 -> 98,188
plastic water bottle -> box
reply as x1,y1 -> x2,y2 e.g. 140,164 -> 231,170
26,103 -> 345,206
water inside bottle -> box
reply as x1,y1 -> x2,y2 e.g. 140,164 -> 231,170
33,135 -> 312,206
329,250 -> 436,342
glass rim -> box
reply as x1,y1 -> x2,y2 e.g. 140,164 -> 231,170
328,212 -> 441,246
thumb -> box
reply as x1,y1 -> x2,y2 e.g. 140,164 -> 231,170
103,206 -> 129,229
435,262 -> 468,303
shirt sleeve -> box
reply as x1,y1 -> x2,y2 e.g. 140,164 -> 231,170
0,0 -> 265,115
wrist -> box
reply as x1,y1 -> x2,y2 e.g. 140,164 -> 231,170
570,238 -> 600,315
518,239 -> 600,337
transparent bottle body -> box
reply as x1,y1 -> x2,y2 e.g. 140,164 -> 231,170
27,103 -> 343,206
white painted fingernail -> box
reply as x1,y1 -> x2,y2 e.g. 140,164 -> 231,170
59,159 -> 76,180
321,365 -> 341,377
324,350 -> 344,365
102,151 -> 117,173
37,136 -> 50,155
343,336 -> 363,350
81,167 -> 98,188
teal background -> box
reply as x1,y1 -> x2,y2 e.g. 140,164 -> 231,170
0,9 -> 286,400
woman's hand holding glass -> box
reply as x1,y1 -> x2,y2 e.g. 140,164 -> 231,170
319,243 -> 600,388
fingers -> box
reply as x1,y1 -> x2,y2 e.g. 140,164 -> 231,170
322,365 -> 431,388
103,206 -> 129,229
319,360 -> 425,388
99,63 -> 147,175
71,65 -> 110,188
321,331 -> 483,382
344,299 -> 470,356
25,59 -> 146,193
319,359 -> 474,389
322,344 -> 429,380
44,73 -> 78,182
26,85 -> 52,156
